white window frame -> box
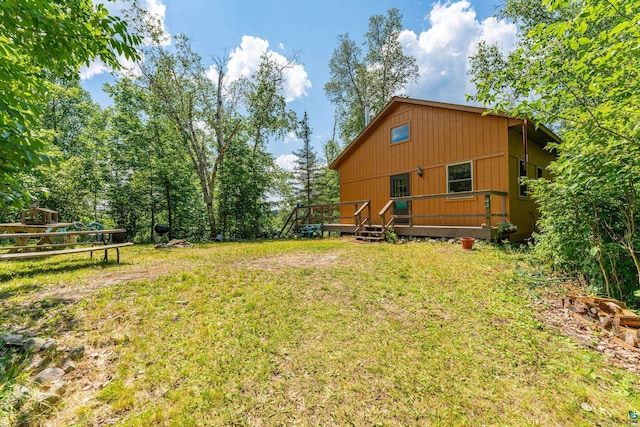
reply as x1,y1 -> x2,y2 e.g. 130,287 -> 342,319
446,161 -> 473,194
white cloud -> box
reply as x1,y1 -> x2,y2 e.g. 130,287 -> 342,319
79,59 -> 108,81
208,36 -> 312,103
399,0 -> 517,104
80,0 -> 169,80
283,131 -> 301,145
138,0 -> 171,46
275,154 -> 298,172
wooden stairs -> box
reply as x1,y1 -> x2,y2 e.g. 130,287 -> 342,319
355,225 -> 384,242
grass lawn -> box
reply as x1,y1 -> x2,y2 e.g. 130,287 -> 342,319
1,239 -> 639,426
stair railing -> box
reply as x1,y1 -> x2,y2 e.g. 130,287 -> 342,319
379,199 -> 396,237
353,201 -> 371,234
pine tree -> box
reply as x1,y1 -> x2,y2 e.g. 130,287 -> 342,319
293,112 -> 320,206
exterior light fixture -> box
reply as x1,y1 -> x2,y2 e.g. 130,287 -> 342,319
417,167 -> 423,177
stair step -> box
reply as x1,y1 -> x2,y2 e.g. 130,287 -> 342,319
355,235 -> 384,241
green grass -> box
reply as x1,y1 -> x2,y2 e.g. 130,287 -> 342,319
1,239 -> 639,426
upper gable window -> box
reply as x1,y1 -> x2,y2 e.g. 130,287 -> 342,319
391,123 -> 409,144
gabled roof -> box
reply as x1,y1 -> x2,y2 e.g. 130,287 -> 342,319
329,97 -> 561,170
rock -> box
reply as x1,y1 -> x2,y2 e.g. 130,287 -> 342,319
448,238 -> 457,244
50,381 -> 66,394
34,367 -> 65,385
1,334 -> 24,346
29,355 -> 46,371
61,359 -> 76,373
12,385 -> 30,402
41,338 -> 58,352
37,392 -> 61,405
23,337 -> 46,351
581,402 -> 593,412
68,346 -> 85,361
428,239 -> 438,243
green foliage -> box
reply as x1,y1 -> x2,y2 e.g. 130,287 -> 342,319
217,137 -> 275,239
325,8 -> 418,143
292,112 -> 321,206
470,0 -> 640,300
105,78 -> 206,242
315,139 -> 341,205
0,0 -> 140,209
384,226 -> 398,243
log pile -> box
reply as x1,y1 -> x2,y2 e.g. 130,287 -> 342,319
562,296 -> 640,352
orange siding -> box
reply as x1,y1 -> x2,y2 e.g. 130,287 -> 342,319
507,128 -> 556,241
337,103 -> 510,227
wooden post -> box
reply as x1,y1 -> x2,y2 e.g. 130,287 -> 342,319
367,203 -> 371,226
408,200 -> 413,228
485,194 -> 491,227
501,194 -> 507,223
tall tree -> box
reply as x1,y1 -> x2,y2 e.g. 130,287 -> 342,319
325,8 -> 418,143
138,36 -> 240,239
217,53 -> 297,238
316,139 -> 341,205
293,112 -> 320,206
0,0 -> 140,208
105,78 -> 204,241
469,0 -> 640,298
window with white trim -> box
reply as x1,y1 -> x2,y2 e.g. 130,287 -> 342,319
447,161 -> 473,193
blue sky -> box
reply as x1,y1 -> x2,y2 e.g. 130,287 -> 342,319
82,0 -> 516,170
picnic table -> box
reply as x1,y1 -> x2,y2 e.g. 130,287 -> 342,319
0,225 -> 132,263
0,222 -> 73,251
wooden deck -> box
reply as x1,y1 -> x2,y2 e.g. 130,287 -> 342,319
282,191 -> 508,241
321,224 -> 494,240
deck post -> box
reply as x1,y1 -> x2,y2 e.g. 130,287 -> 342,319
501,195 -> 507,223
408,200 -> 413,228
485,194 -> 492,227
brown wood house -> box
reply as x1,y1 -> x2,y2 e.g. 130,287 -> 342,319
324,97 -> 559,241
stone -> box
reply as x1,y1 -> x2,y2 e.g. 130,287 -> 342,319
23,337 -> 46,351
50,381 -> 66,394
12,385 -> 30,402
68,346 -> 85,361
1,334 -> 24,346
37,392 -> 61,405
29,355 -> 46,371
61,359 -> 76,373
41,338 -> 58,352
34,367 -> 65,385
581,402 -> 593,412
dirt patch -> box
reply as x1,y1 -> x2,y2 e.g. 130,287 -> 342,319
241,252 -> 344,271
35,264 -> 180,303
538,297 -> 640,373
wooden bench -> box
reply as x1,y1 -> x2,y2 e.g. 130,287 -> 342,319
0,229 -> 133,263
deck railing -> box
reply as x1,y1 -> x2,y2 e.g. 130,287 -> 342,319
379,190 -> 508,236
280,200 -> 370,237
